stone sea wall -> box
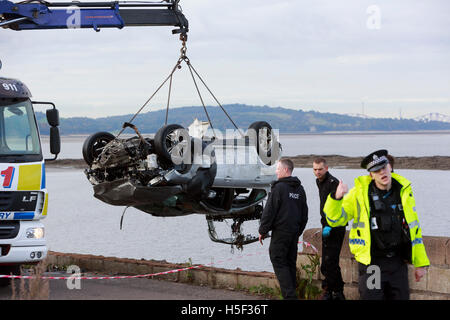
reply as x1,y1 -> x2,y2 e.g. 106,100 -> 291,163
300,228 -> 450,300
47,228 -> 450,300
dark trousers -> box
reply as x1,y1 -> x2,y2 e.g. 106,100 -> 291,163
269,230 -> 300,300
321,226 -> 346,292
358,255 -> 410,300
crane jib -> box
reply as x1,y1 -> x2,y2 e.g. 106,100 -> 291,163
0,0 -> 188,33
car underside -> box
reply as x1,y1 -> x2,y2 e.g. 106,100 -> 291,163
82,121 -> 281,249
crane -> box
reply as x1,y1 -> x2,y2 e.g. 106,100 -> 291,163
0,1 -> 191,272
0,1 -> 279,250
0,0 -> 188,35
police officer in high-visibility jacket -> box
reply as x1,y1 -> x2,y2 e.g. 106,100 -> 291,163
323,150 -> 429,300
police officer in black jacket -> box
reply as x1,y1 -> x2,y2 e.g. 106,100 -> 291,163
259,158 -> 308,300
313,157 -> 346,300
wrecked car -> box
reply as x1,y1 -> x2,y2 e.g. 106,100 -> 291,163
82,120 -> 282,248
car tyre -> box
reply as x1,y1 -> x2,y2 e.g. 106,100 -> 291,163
248,121 -> 279,165
154,124 -> 190,165
82,131 -> 115,165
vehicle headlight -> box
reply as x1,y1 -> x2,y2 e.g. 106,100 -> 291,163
26,227 -> 45,239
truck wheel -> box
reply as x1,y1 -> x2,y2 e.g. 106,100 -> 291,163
248,121 -> 279,165
154,124 -> 190,165
82,131 -> 115,165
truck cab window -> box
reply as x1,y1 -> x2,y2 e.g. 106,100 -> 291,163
0,100 -> 41,156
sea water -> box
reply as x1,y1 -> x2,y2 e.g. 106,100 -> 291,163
41,131 -> 450,159
43,166 -> 450,273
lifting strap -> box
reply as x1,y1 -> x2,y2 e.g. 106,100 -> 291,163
117,35 -> 244,138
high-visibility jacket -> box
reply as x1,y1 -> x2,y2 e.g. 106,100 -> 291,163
323,173 -> 430,267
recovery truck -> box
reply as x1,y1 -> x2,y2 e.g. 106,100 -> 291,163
0,65 -> 60,283
0,0 -> 188,282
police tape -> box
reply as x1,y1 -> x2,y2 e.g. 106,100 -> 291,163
0,241 -> 318,280
300,240 -> 318,254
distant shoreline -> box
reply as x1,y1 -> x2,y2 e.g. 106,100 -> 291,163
279,130 -> 450,136
288,155 -> 450,170
41,130 -> 450,139
45,155 -> 450,171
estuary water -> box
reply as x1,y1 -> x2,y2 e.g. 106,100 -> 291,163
41,131 -> 450,159
42,132 -> 450,272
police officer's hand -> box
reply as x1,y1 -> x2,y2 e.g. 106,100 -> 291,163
415,267 -> 426,282
335,180 -> 349,200
259,234 -> 265,245
322,226 -> 332,238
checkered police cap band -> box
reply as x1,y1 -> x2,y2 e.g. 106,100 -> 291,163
367,155 -> 388,171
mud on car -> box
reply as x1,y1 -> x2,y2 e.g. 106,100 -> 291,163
82,121 -> 281,248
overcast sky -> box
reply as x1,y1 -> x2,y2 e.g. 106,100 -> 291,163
1,0 -> 449,119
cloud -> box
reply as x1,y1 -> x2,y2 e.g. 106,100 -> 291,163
0,0 -> 449,119
335,54 -> 392,65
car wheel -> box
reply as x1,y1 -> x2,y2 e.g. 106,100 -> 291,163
248,121 -> 279,165
82,131 -> 115,165
154,124 -> 190,165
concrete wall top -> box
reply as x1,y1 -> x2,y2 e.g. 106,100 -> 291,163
302,228 -> 450,266
48,251 -> 276,279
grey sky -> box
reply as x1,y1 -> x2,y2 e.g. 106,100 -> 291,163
1,0 -> 449,119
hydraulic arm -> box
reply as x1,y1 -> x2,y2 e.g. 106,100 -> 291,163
0,0 -> 188,34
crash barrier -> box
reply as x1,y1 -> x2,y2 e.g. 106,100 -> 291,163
300,228 -> 450,300
0,241 -> 318,281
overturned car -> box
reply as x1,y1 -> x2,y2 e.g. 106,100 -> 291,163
82,120 -> 282,248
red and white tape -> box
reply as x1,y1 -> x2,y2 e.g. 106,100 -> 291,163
0,241 -> 318,280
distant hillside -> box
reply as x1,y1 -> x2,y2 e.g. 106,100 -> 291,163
35,104 -> 450,135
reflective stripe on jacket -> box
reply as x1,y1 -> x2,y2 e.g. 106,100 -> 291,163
323,173 -> 430,267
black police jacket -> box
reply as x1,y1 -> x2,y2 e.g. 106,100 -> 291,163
259,176 -> 308,236
316,171 -> 339,227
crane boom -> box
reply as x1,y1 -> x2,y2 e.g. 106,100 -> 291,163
0,0 -> 188,34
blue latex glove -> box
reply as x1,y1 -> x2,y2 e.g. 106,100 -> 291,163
322,226 -> 332,238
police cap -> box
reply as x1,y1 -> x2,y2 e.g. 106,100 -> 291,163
361,149 -> 389,172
